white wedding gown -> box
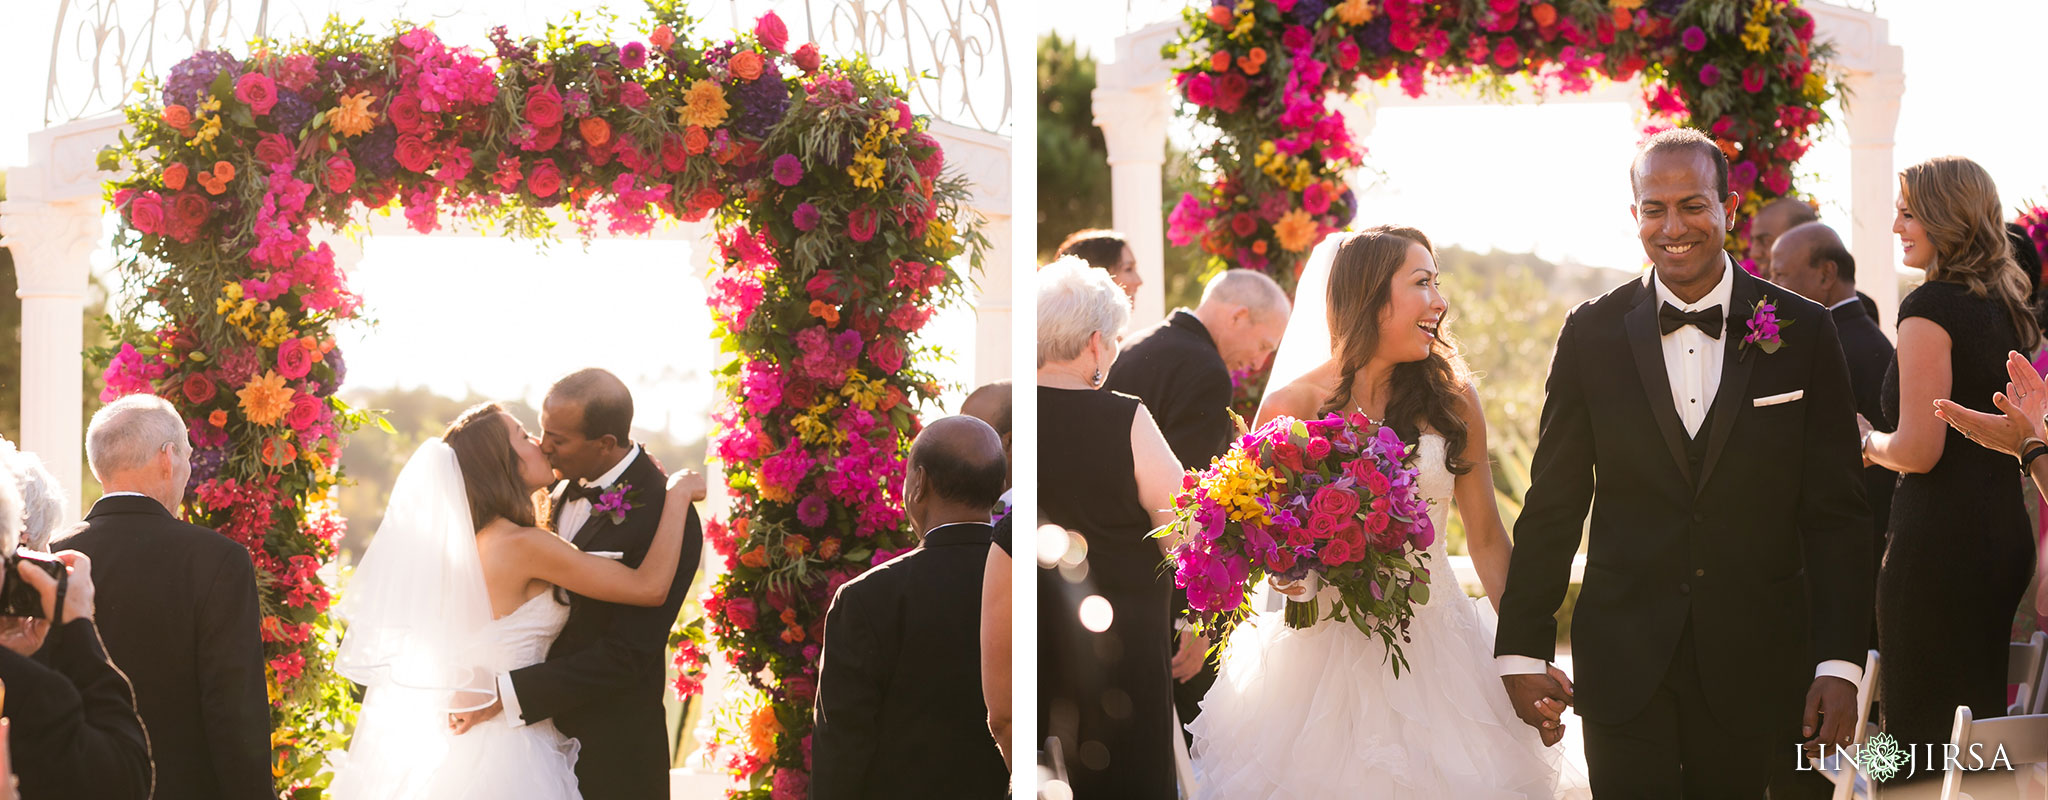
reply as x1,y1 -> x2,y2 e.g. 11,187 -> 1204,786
331,592 -> 581,800
1188,433 -> 1569,799
329,441 -> 581,800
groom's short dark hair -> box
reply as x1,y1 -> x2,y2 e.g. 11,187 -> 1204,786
547,368 -> 633,443
1632,128 -> 1729,200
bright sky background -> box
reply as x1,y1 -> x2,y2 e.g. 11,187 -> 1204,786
1044,0 -> 2048,278
0,0 -> 996,442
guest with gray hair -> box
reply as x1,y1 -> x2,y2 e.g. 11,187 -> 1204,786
56,394 -> 272,800
1037,256 -> 1188,797
1,442 -> 70,551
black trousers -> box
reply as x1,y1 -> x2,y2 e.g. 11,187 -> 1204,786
1584,620 -> 1804,798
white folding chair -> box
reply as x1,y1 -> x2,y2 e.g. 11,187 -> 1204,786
1938,706 -> 2048,800
1814,648 -> 1882,800
2010,633 -> 2048,716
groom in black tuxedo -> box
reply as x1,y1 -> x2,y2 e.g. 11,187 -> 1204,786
812,416 -> 1009,799
1495,129 -> 1873,796
455,368 -> 702,799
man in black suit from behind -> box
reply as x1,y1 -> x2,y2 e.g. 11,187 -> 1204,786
812,415 -> 1009,799
1771,222 -> 1897,637
452,368 -> 702,800
1103,268 -> 1289,734
58,394 -> 272,800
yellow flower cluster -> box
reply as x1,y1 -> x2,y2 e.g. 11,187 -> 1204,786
215,282 -> 295,345
924,217 -> 957,251
1610,0 -> 1644,10
840,368 -> 886,411
191,97 -> 225,150
1803,71 -> 1829,102
1230,0 -> 1257,40
1741,0 -> 1773,53
1199,448 -> 1278,524
1254,142 -> 1315,192
790,400 -> 846,446
848,109 -> 902,191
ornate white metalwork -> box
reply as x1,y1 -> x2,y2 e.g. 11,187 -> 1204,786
43,0 -> 1009,132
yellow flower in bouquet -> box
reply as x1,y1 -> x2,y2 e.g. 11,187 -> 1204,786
679,80 -> 731,128
1197,447 -> 1279,524
237,371 -> 295,427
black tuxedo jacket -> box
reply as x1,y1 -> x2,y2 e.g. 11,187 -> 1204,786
812,522 -> 1007,800
1833,297 -> 1898,541
1495,267 -> 1873,735
510,449 -> 702,800
1103,310 -> 1234,470
3,617 -> 151,799
57,495 -> 272,800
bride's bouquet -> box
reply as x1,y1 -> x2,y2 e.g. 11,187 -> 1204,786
1161,411 -> 1437,675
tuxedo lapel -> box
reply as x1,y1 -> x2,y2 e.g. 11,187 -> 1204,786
1623,275 -> 1693,484
1696,267 -> 1759,497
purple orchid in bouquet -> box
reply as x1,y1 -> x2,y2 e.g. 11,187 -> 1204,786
1160,410 -> 1438,676
594,480 -> 640,526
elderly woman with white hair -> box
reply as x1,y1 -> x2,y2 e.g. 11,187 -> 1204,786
1036,257 -> 1185,799
0,442 -> 70,552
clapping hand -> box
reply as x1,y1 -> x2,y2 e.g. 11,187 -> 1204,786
667,468 -> 708,503
1935,351 -> 2048,459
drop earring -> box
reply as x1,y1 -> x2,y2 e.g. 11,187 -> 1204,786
1090,369 -> 1103,388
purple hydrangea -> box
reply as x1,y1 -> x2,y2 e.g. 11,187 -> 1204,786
1359,17 -> 1394,56
731,60 -> 790,139
162,50 -> 242,109
188,444 -> 228,485
1288,0 -> 1329,26
271,88 -> 315,136
349,123 -> 399,179
326,346 -> 347,386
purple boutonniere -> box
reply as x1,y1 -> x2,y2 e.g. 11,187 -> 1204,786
594,481 -> 640,526
1741,296 -> 1794,358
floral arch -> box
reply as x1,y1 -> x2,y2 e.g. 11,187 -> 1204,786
1091,0 -> 1905,337
89,5 -> 983,796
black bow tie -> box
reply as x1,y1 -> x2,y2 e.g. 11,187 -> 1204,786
561,481 -> 606,504
1658,302 -> 1724,339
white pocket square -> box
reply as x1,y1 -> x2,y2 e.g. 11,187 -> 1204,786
588,550 -> 625,560
1752,390 -> 1804,407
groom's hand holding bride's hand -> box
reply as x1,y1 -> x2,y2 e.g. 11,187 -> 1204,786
1501,669 -> 1573,747
1800,676 -> 1858,759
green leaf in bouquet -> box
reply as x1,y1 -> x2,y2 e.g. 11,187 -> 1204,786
1411,581 -> 1430,605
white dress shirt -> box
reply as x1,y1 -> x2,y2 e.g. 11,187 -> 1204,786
1498,257 -> 1863,686
497,444 -> 642,726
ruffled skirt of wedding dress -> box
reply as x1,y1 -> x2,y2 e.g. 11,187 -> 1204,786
329,683 -> 582,800
1188,587 -> 1578,800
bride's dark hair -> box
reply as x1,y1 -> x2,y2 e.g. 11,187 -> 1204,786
441,402 -> 542,531
1316,225 -> 1474,475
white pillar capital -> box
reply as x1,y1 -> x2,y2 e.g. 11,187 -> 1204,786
1092,82 -> 1171,167
1840,67 -> 1906,149
1,199 -> 99,298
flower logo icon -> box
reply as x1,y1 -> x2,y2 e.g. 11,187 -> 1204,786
1858,732 -> 1909,783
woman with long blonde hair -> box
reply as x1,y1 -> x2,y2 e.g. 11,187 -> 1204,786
1861,156 -> 2039,778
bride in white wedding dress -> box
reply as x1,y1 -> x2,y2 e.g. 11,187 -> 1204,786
329,402 -> 701,800
1188,227 -> 1586,799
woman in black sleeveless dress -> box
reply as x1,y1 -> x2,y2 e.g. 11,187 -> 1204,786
1862,157 -> 2039,776
1035,258 -> 1186,799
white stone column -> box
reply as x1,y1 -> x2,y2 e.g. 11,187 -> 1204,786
1093,80 -> 1171,328
1,198 -> 101,517
1841,65 -> 1905,339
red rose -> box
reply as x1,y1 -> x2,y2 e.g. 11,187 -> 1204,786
387,93 -> 426,134
285,393 -> 324,430
754,12 -> 790,53
181,373 -> 216,404
260,437 -> 297,468
277,339 -> 314,379
684,126 -> 709,154
524,84 -> 565,128
527,124 -> 562,151
234,72 -> 277,115
848,206 -> 878,242
794,43 -> 822,75
1320,537 -> 1356,566
1310,486 -> 1361,518
171,192 -> 210,227
323,155 -> 356,193
727,597 -> 757,629
254,133 -> 294,166
690,187 -> 722,212
394,135 -> 435,173
1306,512 -> 1341,539
162,162 -> 189,191
527,159 -> 563,197
1271,440 -> 1304,472
127,191 -> 165,234
1267,546 -> 1298,573
1231,213 -> 1258,238
660,134 -> 688,171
